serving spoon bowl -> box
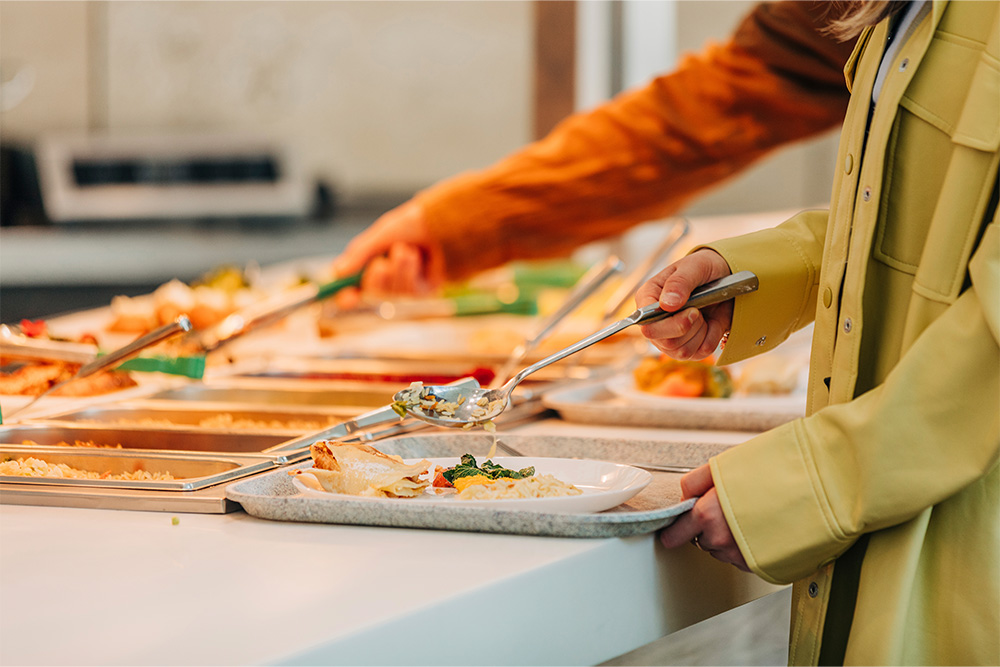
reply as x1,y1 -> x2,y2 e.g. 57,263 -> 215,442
392,270 -> 759,428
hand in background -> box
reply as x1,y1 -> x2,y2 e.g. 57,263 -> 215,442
635,249 -> 733,360
658,464 -> 749,572
330,200 -> 447,306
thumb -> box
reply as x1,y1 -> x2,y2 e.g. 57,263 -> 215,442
679,464 -> 714,500
659,250 -> 730,311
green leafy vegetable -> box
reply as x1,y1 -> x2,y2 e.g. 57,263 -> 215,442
441,455 -> 535,484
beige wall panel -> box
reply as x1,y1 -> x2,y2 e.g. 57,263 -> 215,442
0,1 -> 89,140
103,1 -> 532,199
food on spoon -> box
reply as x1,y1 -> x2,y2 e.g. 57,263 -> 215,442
392,381 -> 503,426
290,441 -> 431,498
632,355 -> 734,398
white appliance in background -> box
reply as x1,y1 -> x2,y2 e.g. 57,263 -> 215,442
34,131 -> 313,223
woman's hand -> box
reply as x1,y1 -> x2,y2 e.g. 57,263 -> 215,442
330,200 -> 447,304
659,464 -> 749,572
635,249 -> 733,360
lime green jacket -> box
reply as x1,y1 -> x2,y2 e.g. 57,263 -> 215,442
705,2 -> 999,664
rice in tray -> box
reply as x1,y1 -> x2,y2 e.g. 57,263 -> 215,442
0,456 -> 174,481
22,439 -> 123,449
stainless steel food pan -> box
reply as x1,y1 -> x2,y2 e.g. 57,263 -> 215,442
148,380 -> 396,408
0,446 -> 275,491
0,423 -> 292,455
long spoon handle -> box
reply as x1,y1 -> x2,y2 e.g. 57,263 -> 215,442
505,271 -> 759,391
76,316 -> 192,379
491,255 -> 625,388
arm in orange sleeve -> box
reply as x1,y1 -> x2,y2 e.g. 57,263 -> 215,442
416,1 -> 856,281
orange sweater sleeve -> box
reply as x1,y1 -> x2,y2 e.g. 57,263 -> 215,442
414,1 -> 856,281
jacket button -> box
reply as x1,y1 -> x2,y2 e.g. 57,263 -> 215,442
822,287 -> 833,308
844,153 -> 854,175
808,582 -> 819,598
899,58 -> 909,73
862,186 -> 872,202
843,318 -> 853,333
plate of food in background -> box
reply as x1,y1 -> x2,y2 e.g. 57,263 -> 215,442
604,351 -> 808,422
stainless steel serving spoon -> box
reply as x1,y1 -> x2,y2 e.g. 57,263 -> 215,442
392,270 -> 759,428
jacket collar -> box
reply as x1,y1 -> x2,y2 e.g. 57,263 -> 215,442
843,0 -> 948,93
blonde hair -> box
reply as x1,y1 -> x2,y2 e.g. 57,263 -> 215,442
826,1 -> 910,41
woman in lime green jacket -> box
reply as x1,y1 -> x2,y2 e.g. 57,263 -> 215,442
644,2 -> 998,664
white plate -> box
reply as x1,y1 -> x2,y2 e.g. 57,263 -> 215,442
290,456 -> 652,514
605,373 -> 807,415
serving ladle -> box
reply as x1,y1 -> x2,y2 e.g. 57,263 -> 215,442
392,270 -> 759,428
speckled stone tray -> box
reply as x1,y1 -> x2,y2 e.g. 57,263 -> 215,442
542,381 -> 804,432
224,433 -> 726,538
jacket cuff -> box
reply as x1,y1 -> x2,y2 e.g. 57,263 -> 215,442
699,211 -> 825,365
711,420 -> 849,584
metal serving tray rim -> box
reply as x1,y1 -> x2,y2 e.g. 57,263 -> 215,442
1,421 -> 307,460
32,398 -> 371,417
19,417 -> 324,439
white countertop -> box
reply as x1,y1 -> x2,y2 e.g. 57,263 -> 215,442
0,417 -> 782,667
1,477 -> 778,666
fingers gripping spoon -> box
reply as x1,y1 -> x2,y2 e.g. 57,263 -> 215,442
393,271 -> 759,428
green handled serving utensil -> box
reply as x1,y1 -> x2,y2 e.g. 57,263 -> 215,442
184,271 -> 363,354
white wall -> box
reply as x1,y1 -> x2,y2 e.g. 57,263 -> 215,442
1,1 -> 533,202
0,0 -> 838,214
576,0 -> 839,216
101,1 -> 533,198
0,2 -> 91,137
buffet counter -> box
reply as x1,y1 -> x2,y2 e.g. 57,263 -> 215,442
0,419 -> 784,667
0,212 -> 802,665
